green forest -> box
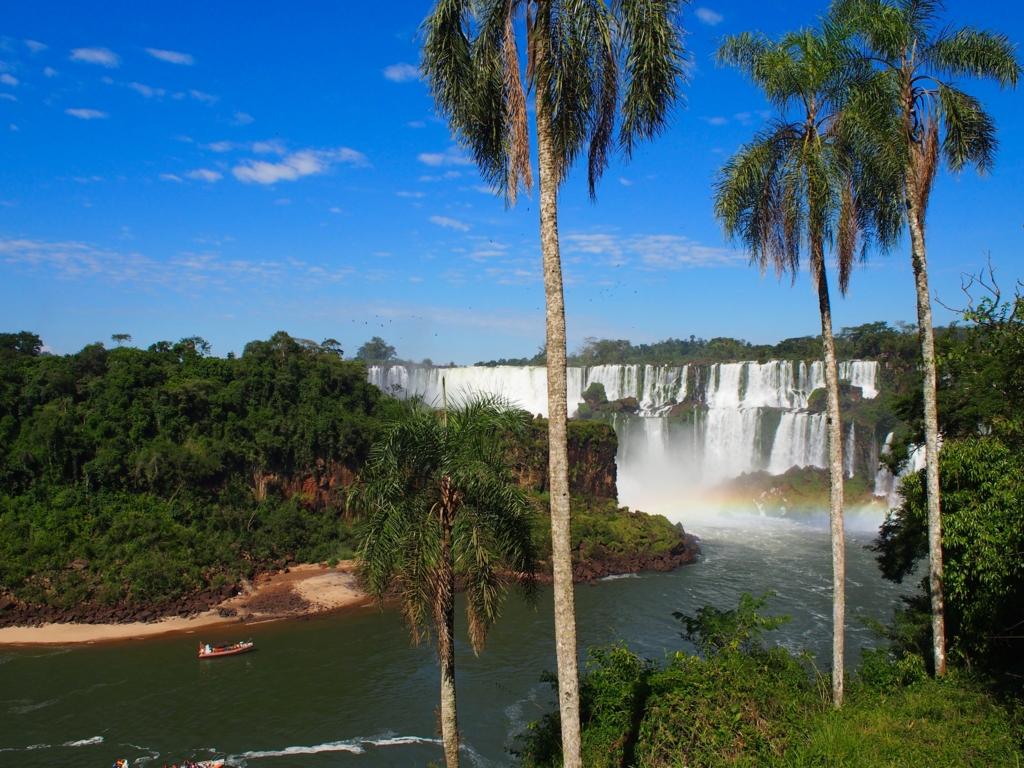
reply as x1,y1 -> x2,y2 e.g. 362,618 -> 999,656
475,320 -> 923,368
0,330 -> 684,611
0,331 -> 386,607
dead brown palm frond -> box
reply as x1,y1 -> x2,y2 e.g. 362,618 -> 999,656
913,115 -> 940,219
503,11 -> 532,203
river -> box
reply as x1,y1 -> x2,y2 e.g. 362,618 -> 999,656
1,510 -> 910,768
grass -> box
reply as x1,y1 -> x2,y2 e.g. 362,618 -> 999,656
790,678 -> 1022,768
516,594 -> 1023,767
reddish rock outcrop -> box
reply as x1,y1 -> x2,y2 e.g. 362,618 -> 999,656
253,459 -> 357,511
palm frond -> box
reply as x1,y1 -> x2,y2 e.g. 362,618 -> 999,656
617,0 -> 689,158
937,84 -> 999,174
356,392 -> 537,654
927,27 -> 1022,87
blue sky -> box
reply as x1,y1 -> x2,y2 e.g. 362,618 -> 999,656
1,0 -> 1021,362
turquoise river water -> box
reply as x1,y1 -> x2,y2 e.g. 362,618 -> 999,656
1,511 -> 911,768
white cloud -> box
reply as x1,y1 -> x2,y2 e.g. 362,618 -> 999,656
65,108 -> 109,119
562,233 -> 740,269
145,48 -> 194,65
25,40 -> 48,53
619,178 -> 632,186
186,169 -> 223,182
430,215 -> 470,232
205,141 -> 236,152
383,62 -> 420,82
0,93 -> 16,102
473,185 -> 498,195
329,207 -> 342,213
0,237 -> 348,291
159,173 -> 183,182
70,47 -> 120,67
44,67 -> 58,77
129,82 -> 165,98
418,147 -> 474,167
703,116 -> 728,126
734,111 -> 752,122
396,191 -> 425,198
252,140 -> 285,154
1,74 -> 19,86
232,147 -> 367,184
231,110 -> 254,125
694,7 -> 724,25
407,120 -> 426,128
190,89 -> 218,104
10,123 -> 18,131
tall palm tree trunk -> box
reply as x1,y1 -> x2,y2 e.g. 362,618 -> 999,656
534,22 -> 583,768
436,487 -> 459,767
904,170 -> 946,677
813,249 -> 846,708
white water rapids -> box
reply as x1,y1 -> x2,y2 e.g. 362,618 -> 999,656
367,361 -> 890,514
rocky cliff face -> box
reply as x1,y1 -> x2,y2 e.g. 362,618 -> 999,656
259,418 -> 619,512
514,418 -> 618,499
254,459 -> 358,512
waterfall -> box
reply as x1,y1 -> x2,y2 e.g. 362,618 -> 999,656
838,361 -> 879,399
768,412 -> 828,474
873,432 -> 928,510
844,421 -> 856,478
703,407 -> 763,480
367,360 -> 882,505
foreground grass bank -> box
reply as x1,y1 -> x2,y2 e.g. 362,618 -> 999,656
518,596 -> 1022,767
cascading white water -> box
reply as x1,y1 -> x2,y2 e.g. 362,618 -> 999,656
845,421 -> 856,478
367,360 -> 881,509
703,407 -> 763,480
839,361 -> 879,399
768,413 -> 828,474
873,432 -> 928,511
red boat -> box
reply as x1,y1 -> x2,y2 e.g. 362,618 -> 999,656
198,640 -> 254,658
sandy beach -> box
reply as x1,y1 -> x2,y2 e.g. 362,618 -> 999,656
0,562 -> 370,646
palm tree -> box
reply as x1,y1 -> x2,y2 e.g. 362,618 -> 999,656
714,23 -> 901,707
832,0 -> 1021,679
421,3 -> 687,762
358,391 -> 538,768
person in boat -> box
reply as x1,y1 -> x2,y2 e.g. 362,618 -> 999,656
204,643 -> 212,654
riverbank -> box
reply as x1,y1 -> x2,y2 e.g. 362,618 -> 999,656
0,563 -> 367,645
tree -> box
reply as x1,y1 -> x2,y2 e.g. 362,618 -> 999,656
421,4 -> 687,761
110,333 -> 132,347
876,277 -> 1024,673
834,0 -> 1022,677
714,22 -> 900,706
321,338 -> 344,356
357,336 -> 396,364
0,332 -> 43,357
358,392 -> 538,767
